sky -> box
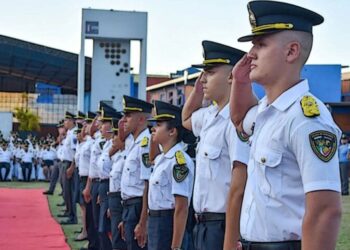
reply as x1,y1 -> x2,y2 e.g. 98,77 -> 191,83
0,0 -> 349,75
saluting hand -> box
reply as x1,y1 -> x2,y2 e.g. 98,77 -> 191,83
194,72 -> 204,95
231,54 -> 252,85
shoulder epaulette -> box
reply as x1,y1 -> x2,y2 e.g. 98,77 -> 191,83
300,95 -> 320,118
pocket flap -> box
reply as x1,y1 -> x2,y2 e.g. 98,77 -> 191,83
254,150 -> 282,167
202,145 -> 221,159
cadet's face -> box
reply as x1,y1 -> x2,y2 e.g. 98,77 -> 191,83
201,65 -> 231,101
123,112 -> 139,134
84,123 -> 91,134
101,122 -> 112,137
248,33 -> 286,85
152,121 -> 169,144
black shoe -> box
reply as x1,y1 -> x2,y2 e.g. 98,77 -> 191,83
57,213 -> 69,217
43,190 -> 53,195
56,202 -> 65,207
60,219 -> 77,225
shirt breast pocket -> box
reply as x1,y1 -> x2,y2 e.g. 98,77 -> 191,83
153,173 -> 171,205
125,161 -> 141,185
201,144 -> 222,179
254,149 -> 283,196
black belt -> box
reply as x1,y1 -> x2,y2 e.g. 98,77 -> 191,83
108,192 -> 121,198
99,179 -> 109,183
149,209 -> 174,217
241,240 -> 301,250
195,212 -> 225,223
62,160 -> 72,164
122,197 -> 142,206
91,178 -> 100,182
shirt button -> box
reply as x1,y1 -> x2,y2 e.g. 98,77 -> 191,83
155,181 -> 159,184
204,152 -> 208,156
127,168 -> 129,171
261,157 -> 266,164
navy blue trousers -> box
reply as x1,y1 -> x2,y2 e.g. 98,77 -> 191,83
98,181 -> 112,250
122,199 -> 147,250
193,220 -> 225,250
148,214 -> 173,250
109,192 -> 127,250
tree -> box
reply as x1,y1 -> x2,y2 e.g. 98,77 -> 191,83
14,107 -> 40,131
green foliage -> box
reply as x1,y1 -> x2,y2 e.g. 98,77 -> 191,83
14,107 -> 40,131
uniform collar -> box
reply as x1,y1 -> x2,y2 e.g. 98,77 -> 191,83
135,128 -> 150,144
164,143 -> 183,159
209,103 -> 230,119
261,79 -> 309,112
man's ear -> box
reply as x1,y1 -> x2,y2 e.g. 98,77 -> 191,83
286,41 -> 301,63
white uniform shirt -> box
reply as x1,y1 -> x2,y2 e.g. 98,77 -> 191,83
148,143 -> 194,210
109,134 -> 133,193
56,144 -> 64,161
78,136 -> 94,177
120,129 -> 152,200
61,127 -> 77,162
240,80 -> 341,242
75,142 -> 82,169
21,150 -> 34,163
191,104 -> 250,213
42,148 -> 57,161
97,138 -> 113,180
89,132 -> 105,179
0,148 -> 12,163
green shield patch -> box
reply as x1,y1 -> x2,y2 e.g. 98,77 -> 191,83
173,164 -> 189,183
236,129 -> 250,142
309,130 -> 337,162
142,153 -> 151,168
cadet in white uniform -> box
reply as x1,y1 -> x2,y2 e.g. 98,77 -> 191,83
120,95 -> 153,250
147,101 -> 194,250
20,143 -> 34,182
108,119 -> 131,250
0,141 -> 13,181
182,41 -> 250,250
60,111 -> 78,225
230,1 -> 342,249
96,108 -> 122,250
43,120 -> 66,196
79,111 -> 100,250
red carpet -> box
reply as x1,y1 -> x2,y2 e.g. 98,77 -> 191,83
0,188 -> 70,250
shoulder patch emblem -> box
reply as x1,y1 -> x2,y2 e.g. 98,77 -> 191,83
140,137 -> 149,147
173,151 -> 189,182
142,153 -> 151,168
175,151 -> 186,165
236,129 -> 250,142
99,141 -> 106,150
300,96 -> 320,117
173,164 -> 189,183
309,130 -> 337,162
